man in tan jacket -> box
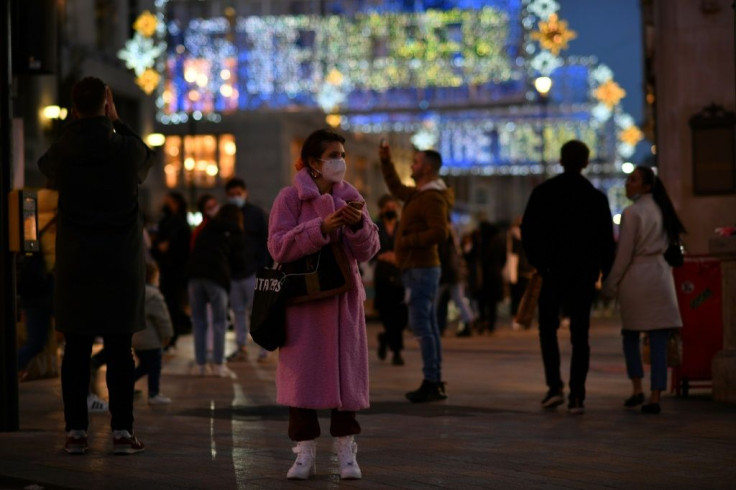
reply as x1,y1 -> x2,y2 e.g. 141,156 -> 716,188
379,143 -> 452,402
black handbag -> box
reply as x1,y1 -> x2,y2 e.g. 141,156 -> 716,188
249,241 -> 353,351
282,241 -> 353,304
664,241 -> 684,267
249,267 -> 290,351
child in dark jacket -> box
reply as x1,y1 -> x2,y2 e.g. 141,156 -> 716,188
133,262 -> 174,405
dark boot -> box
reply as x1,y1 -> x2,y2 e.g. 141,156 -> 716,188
391,352 -> 405,366
377,333 -> 387,361
406,380 -> 448,403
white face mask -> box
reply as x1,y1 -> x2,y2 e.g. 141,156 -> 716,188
315,158 -> 346,183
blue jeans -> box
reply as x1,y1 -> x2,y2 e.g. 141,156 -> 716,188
403,267 -> 442,383
134,348 -> 163,397
623,329 -> 669,391
189,279 -> 229,365
230,274 -> 256,348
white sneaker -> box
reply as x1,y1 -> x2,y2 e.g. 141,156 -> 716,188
213,364 -> 236,378
87,394 -> 108,413
334,436 -> 362,480
148,394 -> 172,405
286,440 -> 316,480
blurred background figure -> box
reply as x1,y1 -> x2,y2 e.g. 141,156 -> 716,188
507,216 -> 534,330
152,192 -> 191,351
466,221 -> 506,335
132,262 -> 174,405
224,178 -> 271,363
186,204 -> 246,378
437,220 -> 475,337
373,194 -> 407,366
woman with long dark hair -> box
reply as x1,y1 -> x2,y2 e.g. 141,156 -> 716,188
602,166 -> 685,414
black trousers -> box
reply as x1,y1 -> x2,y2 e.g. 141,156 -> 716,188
288,408 -> 360,441
537,275 -> 595,401
62,333 -> 135,432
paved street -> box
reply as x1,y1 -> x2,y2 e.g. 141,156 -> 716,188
1,313 -> 735,489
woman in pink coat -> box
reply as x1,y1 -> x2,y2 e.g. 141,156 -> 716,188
268,129 -> 380,480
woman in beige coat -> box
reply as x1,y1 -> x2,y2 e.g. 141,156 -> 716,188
602,166 -> 685,414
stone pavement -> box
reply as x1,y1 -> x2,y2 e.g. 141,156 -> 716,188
1,314 -> 735,489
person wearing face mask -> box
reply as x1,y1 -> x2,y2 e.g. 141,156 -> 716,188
602,166 -> 685,414
268,129 -> 379,481
224,178 -> 270,362
372,194 -> 408,365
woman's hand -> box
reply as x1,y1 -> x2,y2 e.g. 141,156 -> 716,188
340,204 -> 363,226
321,210 -> 346,235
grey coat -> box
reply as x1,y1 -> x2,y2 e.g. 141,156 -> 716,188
38,117 -> 155,335
133,285 -> 174,350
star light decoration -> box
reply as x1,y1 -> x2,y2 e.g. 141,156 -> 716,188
530,14 -> 577,56
117,10 -> 166,95
615,113 -> 643,158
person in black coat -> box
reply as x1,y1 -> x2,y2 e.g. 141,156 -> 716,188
372,195 -> 407,365
224,178 -> 270,361
38,77 -> 154,454
521,140 -> 615,415
187,204 -> 248,377
152,191 -> 191,349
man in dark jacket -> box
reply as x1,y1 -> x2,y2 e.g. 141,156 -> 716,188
521,140 -> 615,415
224,178 -> 269,361
39,77 -> 155,454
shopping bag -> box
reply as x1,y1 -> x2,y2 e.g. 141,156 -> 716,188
250,267 -> 290,351
514,271 -> 542,328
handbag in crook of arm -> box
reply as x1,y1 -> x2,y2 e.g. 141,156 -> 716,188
282,241 -> 353,304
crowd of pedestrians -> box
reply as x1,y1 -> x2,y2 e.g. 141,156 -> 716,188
19,76 -> 689,482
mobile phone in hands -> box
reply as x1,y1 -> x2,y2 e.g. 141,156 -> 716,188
347,200 -> 365,210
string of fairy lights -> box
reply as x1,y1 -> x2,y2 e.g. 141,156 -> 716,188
117,0 -> 644,175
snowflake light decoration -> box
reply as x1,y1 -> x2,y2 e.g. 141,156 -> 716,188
531,14 -> 577,55
531,51 -> 563,76
118,10 -> 167,95
527,0 -> 560,20
591,64 -> 614,84
118,35 -> 164,75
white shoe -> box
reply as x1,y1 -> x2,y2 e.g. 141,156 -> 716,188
148,394 -> 171,405
286,440 -> 316,480
87,394 -> 108,413
213,364 -> 236,378
334,436 -> 362,480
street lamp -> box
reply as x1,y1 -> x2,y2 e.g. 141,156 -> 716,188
534,76 -> 552,177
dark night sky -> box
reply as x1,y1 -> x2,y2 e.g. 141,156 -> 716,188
558,0 -> 645,127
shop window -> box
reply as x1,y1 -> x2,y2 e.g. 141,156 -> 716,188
163,134 -> 236,189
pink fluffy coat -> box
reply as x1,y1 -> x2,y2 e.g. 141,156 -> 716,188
268,169 -> 380,411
